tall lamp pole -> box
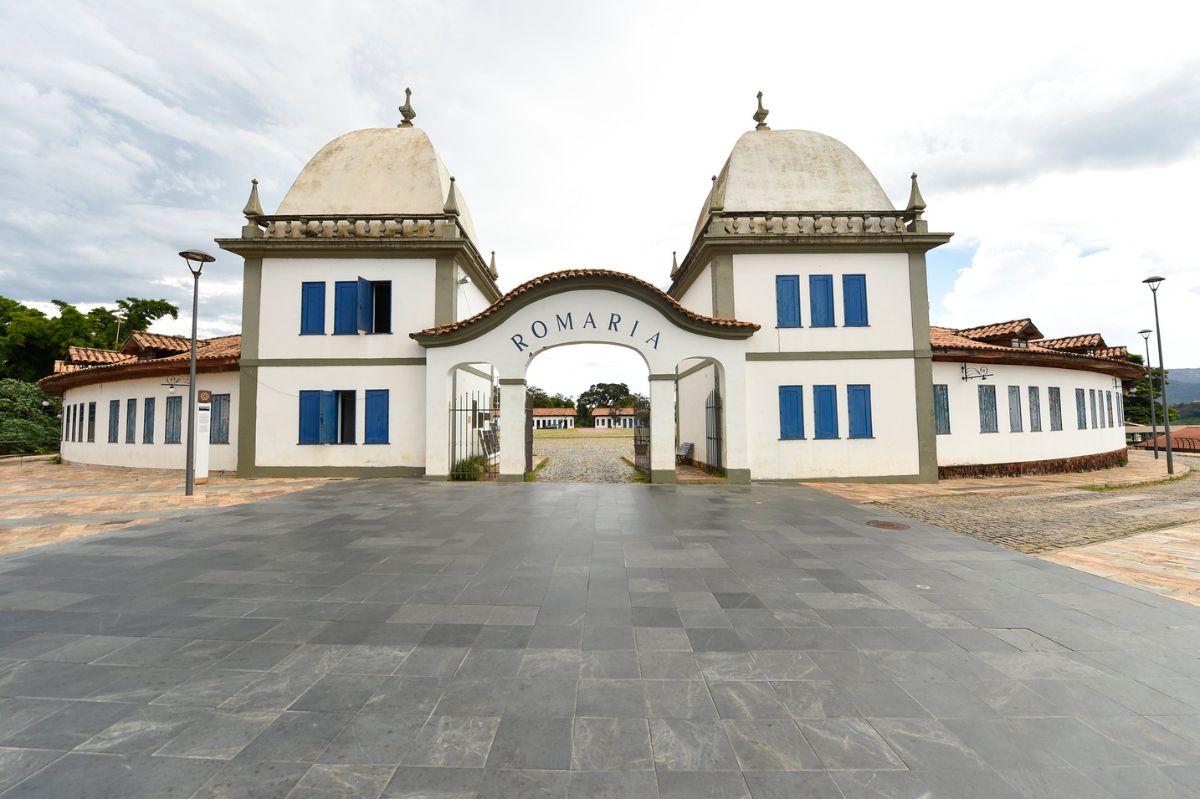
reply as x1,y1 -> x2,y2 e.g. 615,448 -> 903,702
178,250 -> 216,496
1143,276 -> 1174,475
1138,329 -> 1158,460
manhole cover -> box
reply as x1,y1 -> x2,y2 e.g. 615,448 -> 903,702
866,520 -> 910,530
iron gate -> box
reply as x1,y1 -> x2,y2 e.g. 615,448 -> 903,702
633,407 -> 651,473
449,390 -> 499,480
705,388 -> 724,475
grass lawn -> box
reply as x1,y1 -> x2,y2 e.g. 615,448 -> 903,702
533,427 -> 635,439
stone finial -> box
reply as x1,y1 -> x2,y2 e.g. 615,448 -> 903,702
241,178 -> 264,238
753,91 -> 770,131
906,172 -> 926,213
398,88 -> 416,128
670,251 -> 679,279
708,174 -> 724,213
489,250 -> 498,279
443,176 -> 460,215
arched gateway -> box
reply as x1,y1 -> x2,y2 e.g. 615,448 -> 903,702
412,270 -> 759,482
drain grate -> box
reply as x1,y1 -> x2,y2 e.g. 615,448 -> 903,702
866,520 -> 910,530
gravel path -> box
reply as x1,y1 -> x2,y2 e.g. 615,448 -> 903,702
533,436 -> 637,483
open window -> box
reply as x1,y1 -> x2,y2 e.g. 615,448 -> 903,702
300,389 -> 356,444
357,278 -> 392,334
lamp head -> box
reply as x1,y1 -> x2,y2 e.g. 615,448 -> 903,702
178,249 -> 216,277
1138,329 -> 1152,339
1142,275 -> 1164,292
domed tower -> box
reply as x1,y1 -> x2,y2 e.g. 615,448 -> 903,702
218,101 -> 501,477
670,98 -> 952,481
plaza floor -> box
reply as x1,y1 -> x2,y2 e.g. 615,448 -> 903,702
2,480 -> 1200,798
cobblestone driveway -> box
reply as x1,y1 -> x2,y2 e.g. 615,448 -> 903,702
533,434 -> 636,483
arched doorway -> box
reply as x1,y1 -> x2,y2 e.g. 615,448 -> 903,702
413,270 -> 758,483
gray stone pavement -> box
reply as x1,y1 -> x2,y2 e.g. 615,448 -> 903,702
2,481 -> 1200,798
533,438 -> 636,483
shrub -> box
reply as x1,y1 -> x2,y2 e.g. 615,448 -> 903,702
451,455 -> 491,481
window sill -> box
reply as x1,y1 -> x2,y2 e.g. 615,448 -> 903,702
775,325 -> 803,330
363,441 -> 390,445
814,436 -> 840,440
848,436 -> 874,440
365,332 -> 393,336
844,323 -> 870,328
331,332 -> 359,336
299,332 -> 325,336
778,437 -> 807,441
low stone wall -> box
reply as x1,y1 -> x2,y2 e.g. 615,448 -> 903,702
938,447 -> 1128,479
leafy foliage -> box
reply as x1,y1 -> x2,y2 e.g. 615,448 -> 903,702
1123,354 -> 1178,425
0,295 -> 179,382
526,385 -> 575,408
451,455 -> 491,480
0,379 -> 62,454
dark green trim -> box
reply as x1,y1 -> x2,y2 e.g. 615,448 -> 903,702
498,378 -> 526,386
711,254 -> 735,318
497,473 -> 524,482
245,358 -> 427,367
424,474 -> 448,481
675,359 -> 716,381
236,465 -> 425,478
726,468 -> 751,484
755,473 -> 928,484
237,366 -> 258,474
648,373 -> 677,382
650,469 -> 678,484
908,251 -> 938,483
413,273 -> 759,347
236,257 -> 263,474
746,350 -> 916,362
435,257 -> 458,326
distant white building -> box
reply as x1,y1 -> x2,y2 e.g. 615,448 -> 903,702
592,408 -> 639,429
532,408 -> 576,429
40,95 -> 1142,482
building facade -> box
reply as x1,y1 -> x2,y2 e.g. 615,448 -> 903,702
40,101 -> 1141,482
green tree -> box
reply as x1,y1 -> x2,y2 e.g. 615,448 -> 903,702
0,378 -> 62,454
576,382 -> 631,427
0,295 -> 179,382
1124,354 -> 1177,425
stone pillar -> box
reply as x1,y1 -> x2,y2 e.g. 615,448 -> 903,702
721,361 -> 751,484
424,361 -> 450,480
649,376 -> 677,484
499,378 -> 526,482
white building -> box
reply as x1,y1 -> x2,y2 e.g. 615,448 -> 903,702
532,408 -> 576,429
40,97 -> 1141,483
592,408 -> 639,429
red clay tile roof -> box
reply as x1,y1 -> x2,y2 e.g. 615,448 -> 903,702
593,407 -> 636,416
121,331 -> 191,354
532,407 -> 578,416
65,346 -> 134,365
1035,333 -> 1107,351
930,325 -> 1139,377
956,318 -> 1043,340
1095,346 -> 1127,360
412,269 -> 760,339
1132,427 -> 1200,451
39,335 -> 241,393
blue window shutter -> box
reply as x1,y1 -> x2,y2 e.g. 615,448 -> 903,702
333,281 -> 358,334
809,275 -> 834,327
778,386 -> 804,440
933,384 -> 951,435
1028,387 -> 1042,432
979,385 -> 998,433
319,390 -> 339,443
357,277 -> 374,333
300,282 -> 325,334
842,275 -> 868,327
1048,387 -> 1062,431
143,397 -> 155,443
165,396 -> 182,443
210,394 -> 230,444
813,385 -> 838,438
847,384 -> 872,438
1008,385 -> 1023,432
298,391 -> 321,444
775,276 -> 800,327
125,398 -> 136,443
1089,389 -> 1097,428
365,389 -> 389,444
108,399 -> 120,442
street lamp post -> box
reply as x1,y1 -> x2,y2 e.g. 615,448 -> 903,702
1138,329 -> 1158,460
178,249 -> 216,496
1143,277 -> 1174,475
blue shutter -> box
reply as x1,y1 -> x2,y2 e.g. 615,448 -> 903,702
319,390 -> 339,444
1075,389 -> 1086,429
210,394 -> 230,444
775,276 -> 800,328
813,385 -> 838,438
842,275 -> 868,327
143,397 -> 155,443
357,277 -> 374,333
778,386 -> 804,440
847,384 -> 873,438
809,275 -> 834,327
298,391 -> 321,444
1089,389 -> 1097,428
125,398 -> 136,443
108,399 -> 120,442
333,281 -> 358,334
300,282 -> 325,334
165,395 -> 182,443
933,384 -> 951,435
365,389 -> 389,444
1028,387 -> 1042,432
1008,385 -> 1023,432
1049,387 -> 1062,431
979,385 -> 998,433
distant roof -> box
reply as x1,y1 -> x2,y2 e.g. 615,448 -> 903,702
40,335 -> 241,394
1035,333 -> 1106,351
593,407 -> 636,416
930,323 -> 1141,379
532,407 -> 577,416
956,318 -> 1044,341
1132,427 -> 1200,451
120,331 -> 191,354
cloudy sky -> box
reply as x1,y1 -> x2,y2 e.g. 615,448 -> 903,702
2,1 -> 1197,398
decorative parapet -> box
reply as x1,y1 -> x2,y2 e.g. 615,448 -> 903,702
242,213 -> 462,241
702,210 -> 919,238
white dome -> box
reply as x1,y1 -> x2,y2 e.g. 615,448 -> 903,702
697,129 -> 894,236
277,127 -> 478,243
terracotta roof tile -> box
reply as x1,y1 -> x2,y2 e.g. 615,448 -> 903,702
956,318 -> 1043,340
40,335 -> 241,392
930,326 -> 1137,375
65,346 -> 134,365
1034,333 -> 1107,351
123,332 -> 191,353
412,269 -> 759,338
593,407 -> 636,416
532,407 -> 578,416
